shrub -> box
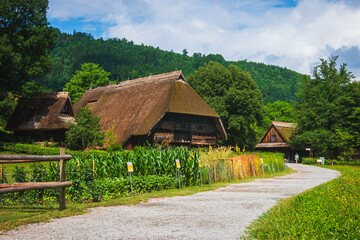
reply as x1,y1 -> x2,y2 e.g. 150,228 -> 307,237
13,166 -> 27,183
66,106 -> 104,150
302,157 -> 317,165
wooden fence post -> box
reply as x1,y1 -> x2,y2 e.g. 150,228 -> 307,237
213,160 -> 216,183
59,147 -> 66,210
231,159 -> 234,179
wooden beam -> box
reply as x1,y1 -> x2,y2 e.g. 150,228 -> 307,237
0,181 -> 72,194
0,155 -> 72,164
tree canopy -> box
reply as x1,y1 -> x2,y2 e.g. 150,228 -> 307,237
0,0 -> 56,99
292,56 -> 360,159
66,106 -> 104,150
39,31 -> 302,104
64,63 -> 111,102
188,61 -> 264,148
262,100 -> 296,131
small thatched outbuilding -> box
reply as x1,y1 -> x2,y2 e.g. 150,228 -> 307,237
6,92 -> 74,141
255,121 -> 302,161
74,70 -> 227,149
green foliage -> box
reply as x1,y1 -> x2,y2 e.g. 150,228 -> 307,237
188,62 -> 264,148
302,157 -> 318,165
13,166 -> 27,183
231,61 -> 303,104
0,166 -> 8,183
0,0 -> 56,99
0,142 -> 107,156
0,93 -> 17,129
259,100 -> 296,136
64,63 -> 111,102
264,101 -> 295,124
292,56 -> 360,158
39,31 -> 301,104
244,165 -> 360,239
66,106 -> 105,150
302,157 -> 360,166
104,125 -> 117,148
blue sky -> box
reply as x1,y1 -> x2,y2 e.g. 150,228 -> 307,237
48,0 -> 360,78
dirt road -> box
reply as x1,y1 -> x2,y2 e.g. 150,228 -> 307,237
0,164 -> 340,240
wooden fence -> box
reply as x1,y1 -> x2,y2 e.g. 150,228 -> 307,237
0,148 -> 72,210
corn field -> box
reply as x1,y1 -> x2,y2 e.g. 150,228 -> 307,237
0,146 -> 287,204
53,146 -> 287,187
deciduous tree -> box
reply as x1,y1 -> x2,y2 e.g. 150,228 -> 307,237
0,0 -> 56,99
292,56 -> 360,159
188,61 -> 263,148
64,63 -> 111,102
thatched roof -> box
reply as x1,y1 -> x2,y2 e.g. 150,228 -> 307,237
255,121 -> 296,148
6,92 -> 74,131
74,71 -> 227,145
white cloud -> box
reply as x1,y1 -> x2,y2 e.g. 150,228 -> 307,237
48,0 -> 360,77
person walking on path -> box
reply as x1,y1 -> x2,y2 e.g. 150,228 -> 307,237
295,153 -> 299,163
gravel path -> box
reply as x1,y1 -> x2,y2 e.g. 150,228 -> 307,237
1,164 -> 340,240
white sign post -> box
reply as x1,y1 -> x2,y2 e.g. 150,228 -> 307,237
127,162 -> 134,196
175,159 -> 181,190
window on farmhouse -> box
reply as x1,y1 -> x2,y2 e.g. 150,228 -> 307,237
271,134 -> 277,142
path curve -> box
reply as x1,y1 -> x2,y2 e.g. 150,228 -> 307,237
1,164 -> 340,240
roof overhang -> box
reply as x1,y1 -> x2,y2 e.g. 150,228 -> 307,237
255,142 -> 291,148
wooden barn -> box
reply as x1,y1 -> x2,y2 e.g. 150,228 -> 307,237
255,121 -> 300,161
74,71 -> 227,149
5,92 -> 74,141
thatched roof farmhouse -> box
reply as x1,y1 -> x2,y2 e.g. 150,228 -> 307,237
74,71 -> 227,149
6,92 -> 74,141
255,121 -> 302,161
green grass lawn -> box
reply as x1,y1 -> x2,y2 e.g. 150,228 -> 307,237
243,165 -> 360,239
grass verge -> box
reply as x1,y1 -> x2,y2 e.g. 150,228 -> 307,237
0,168 -> 294,233
243,165 -> 360,239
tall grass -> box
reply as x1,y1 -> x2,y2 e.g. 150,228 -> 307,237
199,147 -> 285,182
244,165 -> 360,239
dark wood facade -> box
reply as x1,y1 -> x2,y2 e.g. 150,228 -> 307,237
74,71 -> 227,150
255,122 -> 300,162
260,126 -> 286,144
124,113 -> 220,148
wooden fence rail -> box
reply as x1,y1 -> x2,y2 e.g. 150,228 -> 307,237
0,147 -> 72,210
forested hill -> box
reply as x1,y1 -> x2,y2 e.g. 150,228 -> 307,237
40,30 -> 304,104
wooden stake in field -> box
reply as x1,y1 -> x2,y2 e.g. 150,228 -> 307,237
206,161 -> 211,184
261,158 -> 264,175
92,159 -> 95,177
213,160 -> 217,183
239,160 -> 244,179
228,160 -> 232,181
271,161 -> 276,174
250,159 -> 256,177
198,160 -> 203,186
0,165 -> 2,179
